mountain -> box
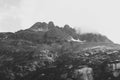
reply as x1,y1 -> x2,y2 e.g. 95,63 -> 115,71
0,21 -> 120,80
79,33 -> 113,43
0,21 -> 112,44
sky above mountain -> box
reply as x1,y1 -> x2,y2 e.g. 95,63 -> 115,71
0,0 -> 120,44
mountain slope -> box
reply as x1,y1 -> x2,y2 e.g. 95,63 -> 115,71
0,21 -> 119,80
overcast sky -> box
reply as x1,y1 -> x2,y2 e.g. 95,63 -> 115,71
0,0 -> 120,43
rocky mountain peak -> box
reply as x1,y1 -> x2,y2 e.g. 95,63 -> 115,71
29,22 -> 48,32
48,21 -> 55,29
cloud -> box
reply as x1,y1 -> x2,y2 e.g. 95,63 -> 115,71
0,15 -> 21,32
0,0 -> 22,32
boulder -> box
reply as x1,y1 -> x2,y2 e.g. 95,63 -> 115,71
72,66 -> 93,80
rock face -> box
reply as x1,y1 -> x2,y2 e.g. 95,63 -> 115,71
73,66 -> 93,80
107,61 -> 120,78
30,22 -> 48,32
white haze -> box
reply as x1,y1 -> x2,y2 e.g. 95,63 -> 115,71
0,0 -> 120,44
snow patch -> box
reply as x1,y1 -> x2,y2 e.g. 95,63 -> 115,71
68,37 -> 86,43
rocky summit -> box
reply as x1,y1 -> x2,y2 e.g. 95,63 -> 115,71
0,21 -> 120,80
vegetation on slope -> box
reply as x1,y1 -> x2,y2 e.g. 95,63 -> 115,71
0,21 -> 119,80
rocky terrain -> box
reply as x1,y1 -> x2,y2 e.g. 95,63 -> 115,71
0,21 -> 120,80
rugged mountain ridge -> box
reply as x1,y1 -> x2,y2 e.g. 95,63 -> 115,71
0,21 -> 113,44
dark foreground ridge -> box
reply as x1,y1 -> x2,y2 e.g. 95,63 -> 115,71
0,21 -> 120,80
